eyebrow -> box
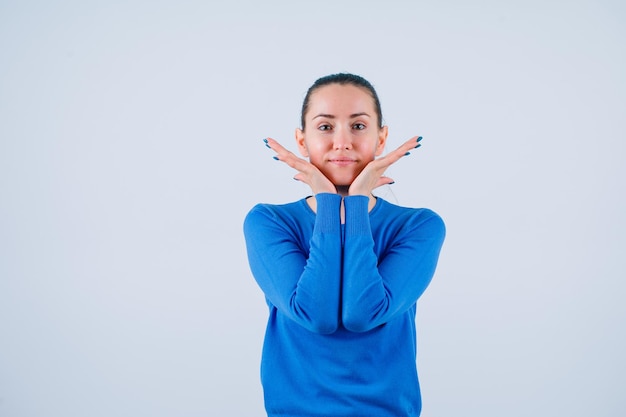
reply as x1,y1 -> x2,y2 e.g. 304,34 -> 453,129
312,112 -> 371,120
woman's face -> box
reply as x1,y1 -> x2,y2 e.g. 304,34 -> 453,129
296,84 -> 388,187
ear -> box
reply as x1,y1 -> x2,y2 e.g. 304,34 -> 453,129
295,128 -> 309,157
374,125 -> 389,157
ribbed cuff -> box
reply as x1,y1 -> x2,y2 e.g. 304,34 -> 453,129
344,195 -> 371,236
314,193 -> 342,234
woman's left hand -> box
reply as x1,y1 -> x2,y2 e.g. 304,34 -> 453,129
348,136 -> 422,197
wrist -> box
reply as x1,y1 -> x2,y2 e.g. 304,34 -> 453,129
347,188 -> 369,197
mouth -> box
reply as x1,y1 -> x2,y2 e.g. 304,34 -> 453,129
329,158 -> 357,167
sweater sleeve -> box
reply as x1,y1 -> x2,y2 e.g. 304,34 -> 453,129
243,194 -> 342,334
341,196 -> 446,333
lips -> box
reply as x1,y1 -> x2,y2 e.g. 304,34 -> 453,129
329,157 -> 357,167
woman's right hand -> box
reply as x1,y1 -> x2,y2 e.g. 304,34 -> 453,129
264,138 -> 336,195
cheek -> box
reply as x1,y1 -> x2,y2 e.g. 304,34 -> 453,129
362,138 -> 381,157
305,140 -> 329,157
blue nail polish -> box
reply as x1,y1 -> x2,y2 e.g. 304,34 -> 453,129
404,152 -> 411,156
272,156 -> 279,160
417,136 -> 423,143
263,138 -> 269,143
265,144 -> 271,149
414,143 -> 421,149
389,181 -> 395,185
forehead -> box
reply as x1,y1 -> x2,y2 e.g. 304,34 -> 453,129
307,84 -> 375,116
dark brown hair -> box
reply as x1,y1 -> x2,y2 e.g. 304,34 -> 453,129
300,73 -> 383,130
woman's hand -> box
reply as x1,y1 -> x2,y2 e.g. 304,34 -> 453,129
348,136 -> 422,197
264,138 -> 337,195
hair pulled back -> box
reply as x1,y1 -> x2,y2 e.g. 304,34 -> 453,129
300,73 -> 383,130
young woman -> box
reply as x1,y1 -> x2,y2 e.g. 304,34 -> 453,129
244,73 -> 445,417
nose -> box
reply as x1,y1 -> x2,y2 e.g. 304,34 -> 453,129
333,127 -> 353,150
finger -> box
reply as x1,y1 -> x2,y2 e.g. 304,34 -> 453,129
265,138 -> 317,176
278,151 -> 312,172
394,136 -> 423,157
264,137 -> 291,156
265,138 -> 302,164
264,137 -> 335,193
373,176 -> 395,189
377,136 -> 423,167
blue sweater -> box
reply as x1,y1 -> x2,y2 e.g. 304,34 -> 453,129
244,194 -> 445,417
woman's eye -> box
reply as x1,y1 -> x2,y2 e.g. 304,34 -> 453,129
318,124 -> 332,131
353,123 -> 366,130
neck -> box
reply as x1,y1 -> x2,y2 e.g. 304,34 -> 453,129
335,185 -> 350,196
335,185 -> 377,211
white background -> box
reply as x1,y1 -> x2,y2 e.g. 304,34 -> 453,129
1,1 -> 624,416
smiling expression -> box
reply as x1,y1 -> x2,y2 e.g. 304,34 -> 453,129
296,84 -> 388,187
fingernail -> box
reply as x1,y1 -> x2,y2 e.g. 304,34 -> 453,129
414,143 -> 422,149
389,181 -> 395,185
272,156 -> 279,160
417,136 -> 423,143
265,144 -> 271,149
404,152 -> 411,156
263,138 -> 269,143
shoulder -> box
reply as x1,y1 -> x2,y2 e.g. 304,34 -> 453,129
245,199 -> 306,220
244,198 -> 312,233
374,198 -> 446,238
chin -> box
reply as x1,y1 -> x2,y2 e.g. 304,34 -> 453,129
331,179 -> 356,188
325,171 -> 361,188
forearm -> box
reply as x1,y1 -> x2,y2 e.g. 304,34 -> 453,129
341,196 -> 445,332
292,193 -> 342,332
341,196 -> 386,332
244,194 -> 342,334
